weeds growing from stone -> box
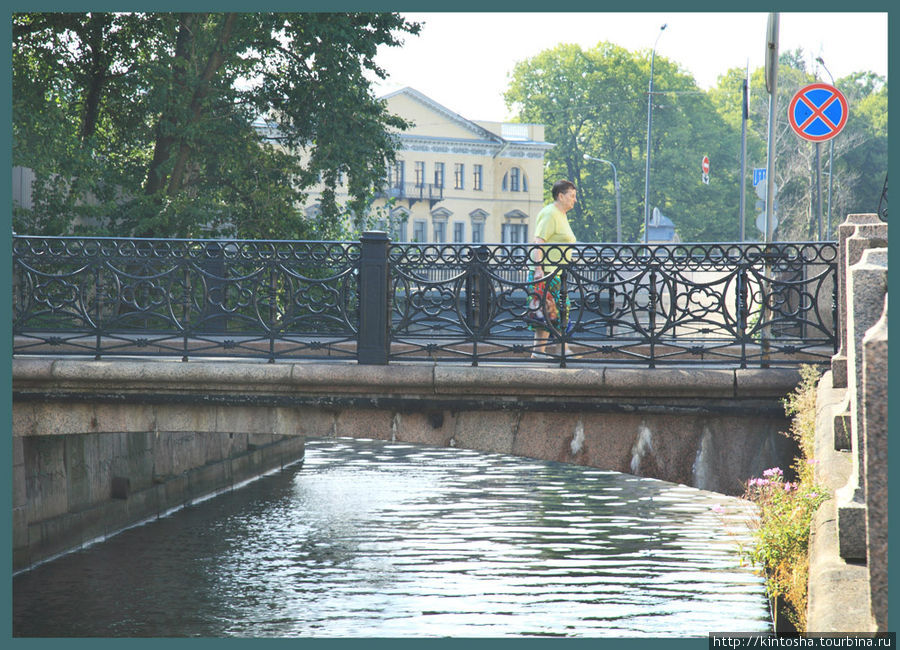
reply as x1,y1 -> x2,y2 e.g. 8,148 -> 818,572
741,365 -> 829,631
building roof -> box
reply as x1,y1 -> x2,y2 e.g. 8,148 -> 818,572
380,87 -> 505,144
380,86 -> 554,155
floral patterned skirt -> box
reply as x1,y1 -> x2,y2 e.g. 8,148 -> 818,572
525,270 -> 571,333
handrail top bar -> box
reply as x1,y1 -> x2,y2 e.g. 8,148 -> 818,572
13,234 -> 838,247
12,234 -> 358,246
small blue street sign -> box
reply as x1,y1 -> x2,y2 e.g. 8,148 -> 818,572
753,168 -> 766,187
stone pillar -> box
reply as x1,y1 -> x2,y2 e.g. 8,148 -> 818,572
835,247 -> 887,560
831,218 -> 887,451
831,214 -> 886,388
863,296 -> 888,631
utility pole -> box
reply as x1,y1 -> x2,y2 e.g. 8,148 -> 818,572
739,66 -> 749,241
643,23 -> 667,244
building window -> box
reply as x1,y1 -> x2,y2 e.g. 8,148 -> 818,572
502,223 -> 528,243
413,219 -> 427,242
304,203 -> 322,219
434,162 -> 445,188
390,161 -> 405,188
470,209 -> 488,243
453,222 -> 465,243
390,207 -> 409,241
433,220 -> 446,243
454,163 -> 465,190
473,165 -> 483,191
510,167 -> 520,192
501,167 -> 527,192
415,161 -> 425,187
431,208 -> 451,243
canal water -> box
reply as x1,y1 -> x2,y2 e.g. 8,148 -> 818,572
13,437 -> 771,637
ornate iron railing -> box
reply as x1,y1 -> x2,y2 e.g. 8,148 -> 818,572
13,234 -> 838,367
12,236 -> 361,362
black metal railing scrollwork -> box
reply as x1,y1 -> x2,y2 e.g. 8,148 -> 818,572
385,240 -> 838,368
13,234 -> 838,367
12,235 -> 361,362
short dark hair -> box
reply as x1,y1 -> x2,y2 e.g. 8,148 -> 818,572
551,179 -> 576,200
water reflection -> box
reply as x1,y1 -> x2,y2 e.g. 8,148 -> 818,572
14,437 -> 770,637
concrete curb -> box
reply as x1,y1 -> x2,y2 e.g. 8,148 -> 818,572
13,357 -> 803,402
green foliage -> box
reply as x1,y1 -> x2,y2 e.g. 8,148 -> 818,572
742,365 -> 828,632
712,57 -> 887,241
505,42 -> 753,242
506,42 -> 886,243
13,12 -> 420,239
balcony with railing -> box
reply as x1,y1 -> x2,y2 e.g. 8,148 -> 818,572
375,182 -> 443,207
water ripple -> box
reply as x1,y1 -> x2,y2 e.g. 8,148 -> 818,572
14,436 -> 769,637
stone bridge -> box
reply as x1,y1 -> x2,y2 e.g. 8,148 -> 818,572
13,357 -> 801,572
12,216 -> 887,635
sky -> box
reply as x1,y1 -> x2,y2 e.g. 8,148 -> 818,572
371,12 -> 888,123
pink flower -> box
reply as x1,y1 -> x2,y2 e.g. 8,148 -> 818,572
763,467 -> 783,479
711,504 -> 725,514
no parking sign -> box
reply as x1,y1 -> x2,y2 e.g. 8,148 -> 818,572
788,83 -> 849,142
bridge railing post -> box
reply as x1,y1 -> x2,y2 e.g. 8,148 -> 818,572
358,231 -> 391,365
464,245 -> 492,365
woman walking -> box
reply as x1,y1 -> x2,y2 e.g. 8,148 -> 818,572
528,179 -> 577,358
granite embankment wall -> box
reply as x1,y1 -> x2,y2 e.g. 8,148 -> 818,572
14,357 -> 802,573
806,214 -> 887,633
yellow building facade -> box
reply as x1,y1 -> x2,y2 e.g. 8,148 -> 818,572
303,87 -> 554,243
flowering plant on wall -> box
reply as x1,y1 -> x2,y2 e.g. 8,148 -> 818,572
742,365 -> 828,632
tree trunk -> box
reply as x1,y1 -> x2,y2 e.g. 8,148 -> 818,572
166,13 -> 237,195
79,13 -> 112,146
144,14 -> 197,196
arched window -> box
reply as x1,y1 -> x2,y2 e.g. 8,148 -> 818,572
502,167 -> 527,192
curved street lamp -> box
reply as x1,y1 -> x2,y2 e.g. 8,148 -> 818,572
643,23 -> 667,243
816,56 -> 836,239
583,154 -> 621,242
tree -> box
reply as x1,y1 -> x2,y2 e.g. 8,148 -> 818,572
505,42 -> 744,243
711,50 -> 887,240
828,72 -> 888,221
12,12 -> 420,239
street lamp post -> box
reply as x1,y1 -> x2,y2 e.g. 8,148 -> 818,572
816,56 -> 836,239
643,23 -> 667,244
584,154 -> 621,242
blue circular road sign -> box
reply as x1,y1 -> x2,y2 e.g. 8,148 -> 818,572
788,83 -> 849,142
